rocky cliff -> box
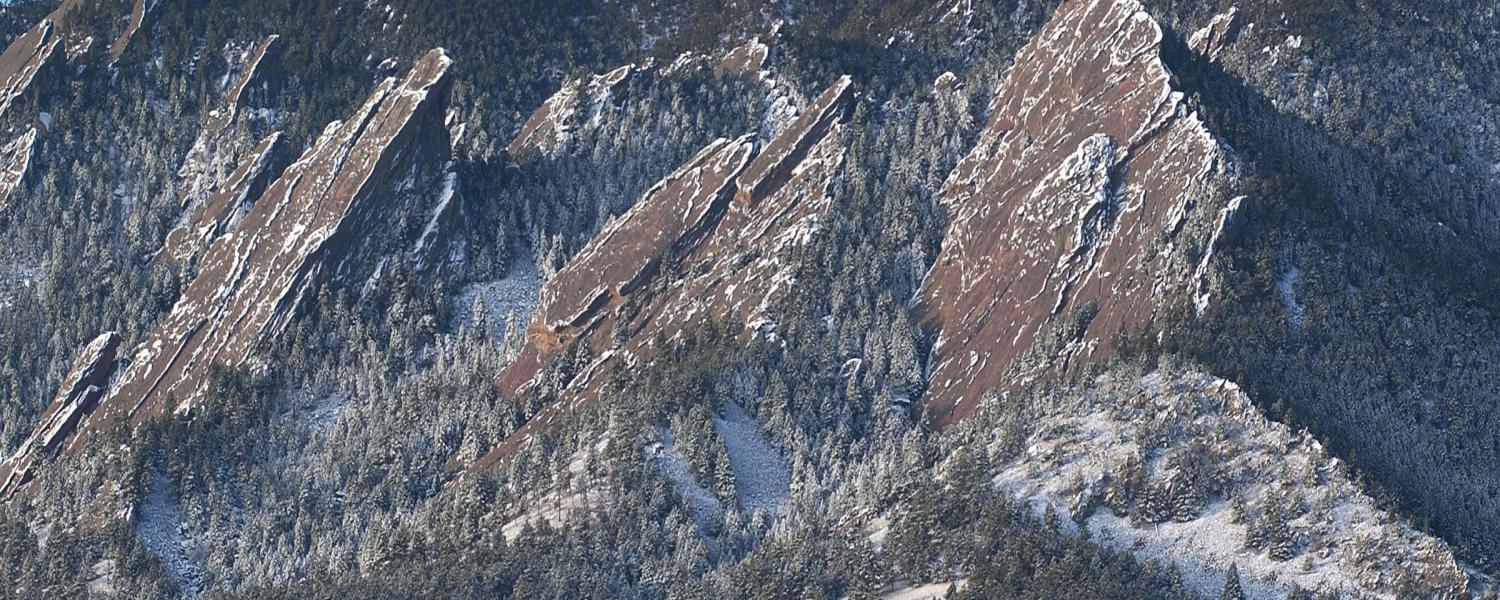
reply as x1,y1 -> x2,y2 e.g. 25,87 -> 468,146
917,0 -> 1240,425
91,48 -> 455,432
0,49 -> 459,469
0,332 -> 118,500
475,75 -> 853,468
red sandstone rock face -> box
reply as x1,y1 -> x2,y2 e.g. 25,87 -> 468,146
1188,7 -> 1244,62
916,0 -> 1239,426
78,49 -> 455,441
0,332 -> 119,500
475,76 -> 854,469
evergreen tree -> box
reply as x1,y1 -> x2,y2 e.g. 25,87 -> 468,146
1220,563 -> 1245,600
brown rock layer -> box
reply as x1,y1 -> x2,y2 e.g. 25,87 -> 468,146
476,76 -> 854,469
916,0 -> 1237,425
0,332 -> 120,500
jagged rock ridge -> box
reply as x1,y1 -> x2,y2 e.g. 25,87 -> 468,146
916,0 -> 1239,425
474,75 -> 854,468
0,332 -> 119,500
65,49 -> 456,447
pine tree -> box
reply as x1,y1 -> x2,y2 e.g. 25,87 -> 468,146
1262,496 -> 1297,561
1220,563 -> 1245,600
1171,478 -> 1204,522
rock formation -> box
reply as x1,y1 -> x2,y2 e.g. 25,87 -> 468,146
0,332 -> 120,500
73,49 -> 455,447
475,75 -> 854,468
916,0 -> 1239,425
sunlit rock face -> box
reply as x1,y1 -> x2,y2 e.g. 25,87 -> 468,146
475,76 -> 853,468
916,0 -> 1239,425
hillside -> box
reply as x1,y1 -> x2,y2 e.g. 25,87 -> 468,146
0,0 -> 1497,598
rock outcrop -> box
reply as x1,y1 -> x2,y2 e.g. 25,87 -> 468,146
508,63 -> 647,157
714,39 -> 767,82
0,0 -> 142,212
73,49 -> 455,443
175,35 -> 285,212
160,132 -> 284,265
164,35 -> 287,266
916,0 -> 1238,425
0,332 -> 120,500
475,76 -> 854,468
1188,7 -> 1245,62
0,125 -> 35,207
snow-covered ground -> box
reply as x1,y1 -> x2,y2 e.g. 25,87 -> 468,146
1277,265 -> 1304,329
713,401 -> 789,515
137,469 -> 204,596
985,370 -> 1467,598
451,255 -> 541,342
880,580 -> 965,599
498,439 -> 610,540
650,427 -> 724,535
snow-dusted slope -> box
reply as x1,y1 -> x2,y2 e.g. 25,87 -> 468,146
917,0 -> 1240,425
978,368 -> 1468,598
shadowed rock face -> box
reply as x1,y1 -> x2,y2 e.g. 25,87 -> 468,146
0,332 -> 119,500
916,0 -> 1239,426
75,49 -> 455,442
475,76 -> 854,468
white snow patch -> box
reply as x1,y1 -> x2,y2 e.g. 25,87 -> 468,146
713,401 -> 789,514
137,469 -> 204,596
1277,265 -> 1304,329
452,255 -> 542,342
650,427 -> 724,535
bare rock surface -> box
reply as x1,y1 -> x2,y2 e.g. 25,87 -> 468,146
916,0 -> 1239,425
475,76 -> 853,469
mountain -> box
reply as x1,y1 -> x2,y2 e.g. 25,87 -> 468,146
0,0 -> 1496,598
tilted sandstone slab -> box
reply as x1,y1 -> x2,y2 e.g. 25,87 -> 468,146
76,49 -> 455,442
175,34 -> 285,214
160,131 -> 284,265
0,332 -> 119,500
476,76 -> 854,468
916,0 -> 1239,425
0,125 -> 36,208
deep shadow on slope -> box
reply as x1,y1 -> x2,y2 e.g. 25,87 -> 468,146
1152,26 -> 1500,569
